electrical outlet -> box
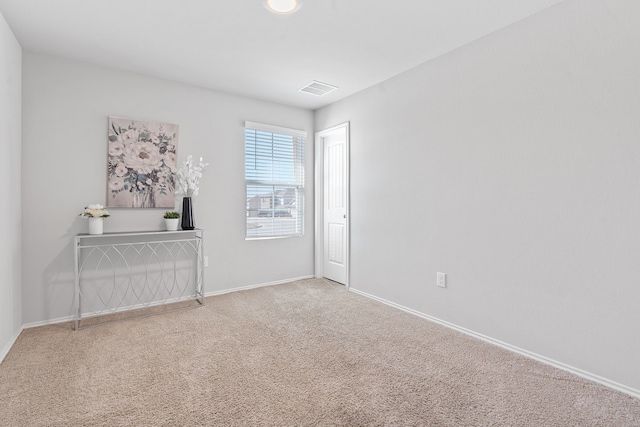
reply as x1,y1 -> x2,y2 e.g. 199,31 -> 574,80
204,256 -> 209,268
437,272 -> 446,288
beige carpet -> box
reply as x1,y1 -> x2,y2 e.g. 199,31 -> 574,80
1,278 -> 639,426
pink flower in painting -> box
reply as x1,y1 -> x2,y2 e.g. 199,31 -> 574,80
164,152 -> 177,172
148,132 -> 160,144
114,163 -> 128,177
108,178 -> 124,191
122,141 -> 163,174
118,129 -> 140,145
109,140 -> 124,156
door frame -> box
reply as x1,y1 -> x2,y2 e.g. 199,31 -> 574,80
314,122 -> 350,289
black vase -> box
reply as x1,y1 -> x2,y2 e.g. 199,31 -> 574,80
181,197 -> 195,230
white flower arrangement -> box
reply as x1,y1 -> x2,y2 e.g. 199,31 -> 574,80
79,204 -> 110,218
176,155 -> 209,197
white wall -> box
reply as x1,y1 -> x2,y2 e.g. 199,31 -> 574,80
0,11 -> 22,360
315,0 -> 640,392
22,52 -> 314,325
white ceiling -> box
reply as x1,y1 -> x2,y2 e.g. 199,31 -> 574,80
0,0 -> 565,110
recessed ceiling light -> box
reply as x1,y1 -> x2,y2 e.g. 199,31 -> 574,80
264,0 -> 303,14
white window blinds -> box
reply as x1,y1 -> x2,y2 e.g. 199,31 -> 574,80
245,121 -> 306,239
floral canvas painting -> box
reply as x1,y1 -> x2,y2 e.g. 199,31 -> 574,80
107,116 -> 179,208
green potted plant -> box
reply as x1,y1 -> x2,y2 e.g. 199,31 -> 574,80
163,211 -> 180,231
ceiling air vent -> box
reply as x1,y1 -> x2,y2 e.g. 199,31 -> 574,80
299,80 -> 338,96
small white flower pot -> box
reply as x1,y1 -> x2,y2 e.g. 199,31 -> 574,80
165,218 -> 179,231
88,217 -> 104,235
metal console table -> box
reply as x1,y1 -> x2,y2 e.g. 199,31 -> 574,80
73,229 -> 204,330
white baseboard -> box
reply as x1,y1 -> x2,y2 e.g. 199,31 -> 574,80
22,315 -> 74,330
349,287 -> 640,400
0,327 -> 23,364
205,275 -> 315,297
19,275 -> 315,331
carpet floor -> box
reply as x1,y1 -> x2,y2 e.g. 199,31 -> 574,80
1,278 -> 639,426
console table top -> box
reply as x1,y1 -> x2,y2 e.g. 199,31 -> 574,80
75,229 -> 204,239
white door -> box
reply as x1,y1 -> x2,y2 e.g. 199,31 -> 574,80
321,124 -> 349,285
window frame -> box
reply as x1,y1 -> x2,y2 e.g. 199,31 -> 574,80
244,121 -> 306,240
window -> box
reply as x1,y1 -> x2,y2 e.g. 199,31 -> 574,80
245,121 -> 306,239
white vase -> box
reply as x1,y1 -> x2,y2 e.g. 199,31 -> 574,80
165,218 -> 179,231
88,217 -> 104,235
